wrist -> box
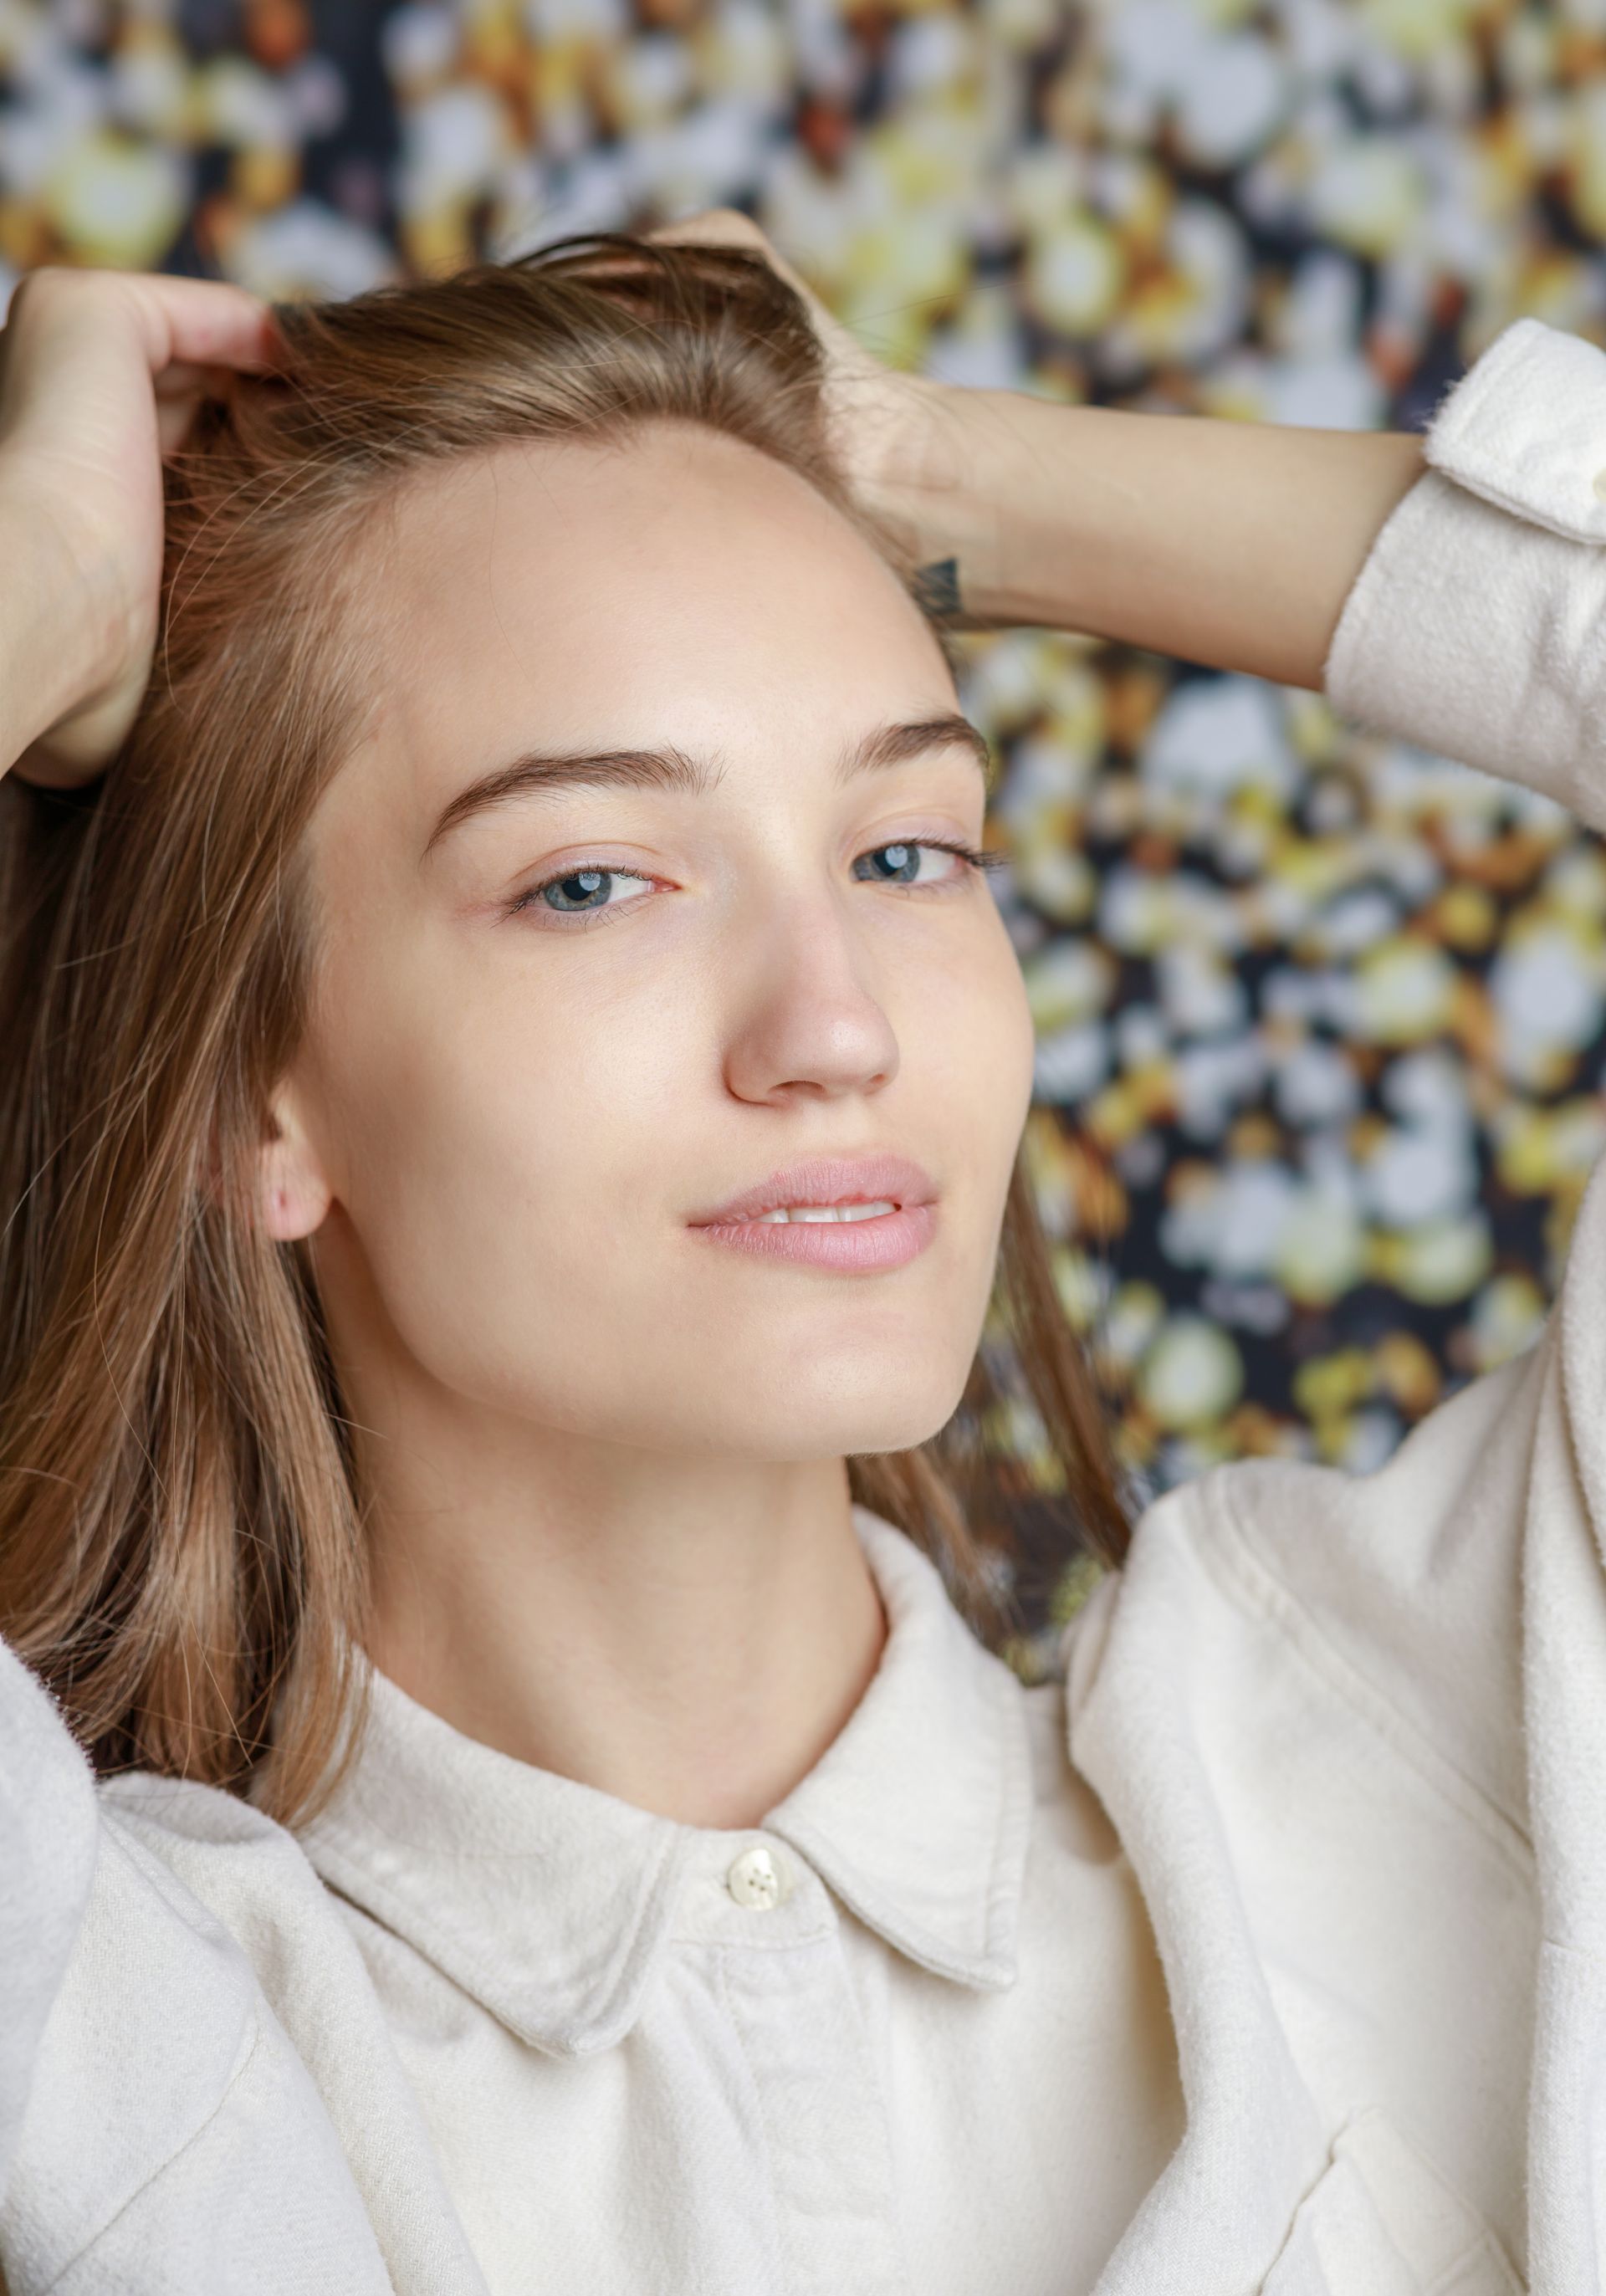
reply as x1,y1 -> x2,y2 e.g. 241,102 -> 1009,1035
0,475 -> 130,770
850,378 -> 1064,628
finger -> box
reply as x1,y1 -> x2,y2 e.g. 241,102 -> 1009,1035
8,749 -> 96,792
10,714 -> 117,790
645,207 -> 794,283
156,386 -> 207,458
646,210 -> 832,326
151,359 -> 232,408
645,207 -> 767,249
105,271 -> 282,375
3,268 -> 279,405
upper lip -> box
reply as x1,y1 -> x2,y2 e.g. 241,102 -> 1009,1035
688,1153 -> 939,1226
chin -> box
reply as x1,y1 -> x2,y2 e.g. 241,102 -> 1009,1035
747,1364 -> 970,1464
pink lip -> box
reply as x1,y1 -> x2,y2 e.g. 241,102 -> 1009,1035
687,1153 -> 939,1274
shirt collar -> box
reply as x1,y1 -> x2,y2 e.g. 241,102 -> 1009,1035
293,1506 -> 1036,2058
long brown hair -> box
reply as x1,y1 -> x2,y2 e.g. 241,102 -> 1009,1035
0,235 -> 1128,1829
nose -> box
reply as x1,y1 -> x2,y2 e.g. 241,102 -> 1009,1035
721,891 -> 901,1107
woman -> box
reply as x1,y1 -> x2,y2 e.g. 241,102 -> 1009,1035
0,216 -> 1588,2292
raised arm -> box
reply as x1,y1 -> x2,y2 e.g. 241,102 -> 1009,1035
877,316 -> 1606,845
648,206 -> 1424,695
867,315 -> 1606,835
0,268 -> 278,787
862,384 -> 1426,693
662,215 -> 1606,840
0,506 -> 100,777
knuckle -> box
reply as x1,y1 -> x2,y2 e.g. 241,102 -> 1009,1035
668,205 -> 763,243
10,264 -> 64,313
9,263 -> 103,320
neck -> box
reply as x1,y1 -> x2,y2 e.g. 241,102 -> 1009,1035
354,1404 -> 888,1833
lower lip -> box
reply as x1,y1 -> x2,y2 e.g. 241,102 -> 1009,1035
689,1202 -> 937,1271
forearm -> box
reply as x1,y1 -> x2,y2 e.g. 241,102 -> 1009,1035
0,485 -> 122,783
882,384 -> 1425,690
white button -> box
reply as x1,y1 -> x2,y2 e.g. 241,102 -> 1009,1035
1593,468 -> 1606,504
725,1843 -> 785,1909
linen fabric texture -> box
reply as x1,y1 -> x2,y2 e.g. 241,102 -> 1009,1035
4,314 -> 1604,2293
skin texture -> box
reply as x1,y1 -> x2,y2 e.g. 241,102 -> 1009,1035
261,420 -> 1037,1828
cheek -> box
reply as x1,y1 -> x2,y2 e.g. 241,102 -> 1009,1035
921,916 -> 1037,1148
307,954 -> 687,1393
997,961 -> 1039,1124
299,888 -> 1036,1446
983,914 -> 1038,1112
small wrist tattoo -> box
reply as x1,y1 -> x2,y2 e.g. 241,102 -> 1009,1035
912,555 -> 963,623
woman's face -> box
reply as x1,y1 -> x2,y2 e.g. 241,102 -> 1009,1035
274,419 -> 1036,1465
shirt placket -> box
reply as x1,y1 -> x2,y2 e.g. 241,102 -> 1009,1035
691,1833 -> 913,2296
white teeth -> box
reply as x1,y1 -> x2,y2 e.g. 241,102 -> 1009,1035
754,1199 -> 898,1225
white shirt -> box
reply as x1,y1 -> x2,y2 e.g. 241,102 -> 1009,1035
7,313 -> 1606,2295
254,1508 -> 1184,2293
0,1508 -> 1183,2296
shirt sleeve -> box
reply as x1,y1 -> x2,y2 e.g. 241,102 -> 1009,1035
1324,315 -> 1606,836
0,1634 -> 99,2218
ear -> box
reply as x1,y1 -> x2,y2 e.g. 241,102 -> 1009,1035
255,1081 -> 334,1244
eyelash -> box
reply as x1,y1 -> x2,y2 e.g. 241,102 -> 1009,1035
506,838 -> 1007,930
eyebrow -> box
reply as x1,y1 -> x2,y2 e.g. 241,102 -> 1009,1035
421,712 -> 995,860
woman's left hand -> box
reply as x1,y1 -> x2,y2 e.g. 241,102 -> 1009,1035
642,207 -> 981,607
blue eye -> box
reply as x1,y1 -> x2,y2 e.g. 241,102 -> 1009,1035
852,840 -> 1003,887
858,842 -> 919,884
513,867 -> 654,921
509,839 -> 1003,930
540,870 -> 611,911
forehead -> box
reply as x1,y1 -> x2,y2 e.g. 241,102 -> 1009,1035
350,421 -> 954,770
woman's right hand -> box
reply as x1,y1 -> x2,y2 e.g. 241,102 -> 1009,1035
0,268 -> 278,788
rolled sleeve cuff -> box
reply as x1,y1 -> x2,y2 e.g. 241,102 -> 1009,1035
1325,319 -> 1606,834
1428,317 -> 1606,543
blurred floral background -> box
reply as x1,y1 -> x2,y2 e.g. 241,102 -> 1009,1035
5,0 -> 1604,1664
